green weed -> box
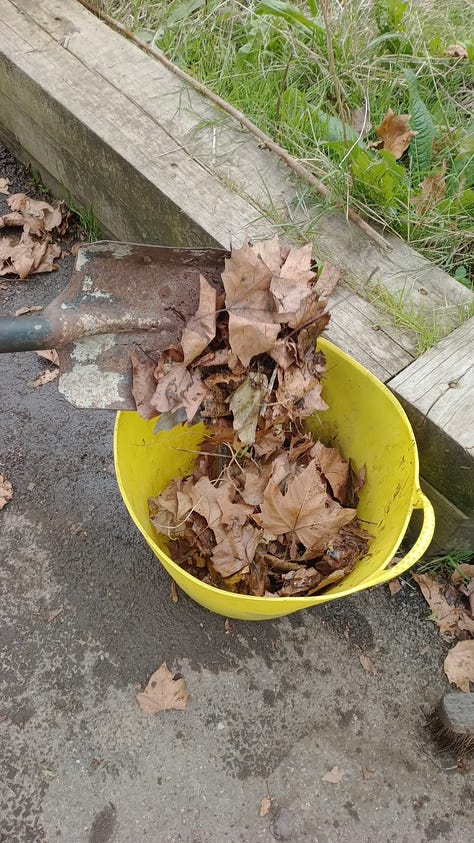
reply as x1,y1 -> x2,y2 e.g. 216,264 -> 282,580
68,201 -> 101,241
416,549 -> 473,581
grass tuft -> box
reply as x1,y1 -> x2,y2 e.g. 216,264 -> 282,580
94,0 -> 473,288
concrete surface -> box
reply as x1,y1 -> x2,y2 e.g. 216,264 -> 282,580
1,148 -> 472,843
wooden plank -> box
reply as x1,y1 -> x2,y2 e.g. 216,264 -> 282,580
390,319 -> 474,513
6,0 -> 473,334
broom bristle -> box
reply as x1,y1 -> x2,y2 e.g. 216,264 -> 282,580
426,695 -> 474,757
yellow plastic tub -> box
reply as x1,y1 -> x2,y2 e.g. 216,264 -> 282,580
114,338 -> 434,620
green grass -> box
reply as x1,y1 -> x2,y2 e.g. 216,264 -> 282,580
416,549 -> 474,581
95,0 -> 473,286
68,200 -> 102,241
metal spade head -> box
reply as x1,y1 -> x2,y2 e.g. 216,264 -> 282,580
1,241 -> 227,410
57,242 -> 227,411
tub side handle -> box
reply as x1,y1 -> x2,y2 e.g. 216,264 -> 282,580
366,491 -> 435,587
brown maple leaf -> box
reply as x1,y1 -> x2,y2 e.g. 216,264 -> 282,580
275,364 -> 327,418
180,274 -> 217,364
221,241 -> 280,367
313,262 -> 345,298
269,243 -> 315,317
212,522 -> 262,577
413,573 -> 474,638
444,641 -> 474,692
151,362 -> 206,422
311,441 -> 350,503
136,663 -> 189,713
372,109 -> 417,159
254,460 -> 356,552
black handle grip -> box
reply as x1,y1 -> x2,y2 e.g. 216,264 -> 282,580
0,316 -> 56,352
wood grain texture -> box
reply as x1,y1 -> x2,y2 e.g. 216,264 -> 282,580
390,319 -> 474,512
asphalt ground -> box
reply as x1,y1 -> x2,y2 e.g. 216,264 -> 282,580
1,146 -> 472,843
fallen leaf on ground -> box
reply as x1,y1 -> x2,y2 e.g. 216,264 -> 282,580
0,194 -> 66,279
170,580 -> 179,604
30,369 -> 59,388
413,573 -> 474,638
38,607 -> 63,622
6,193 -> 65,234
224,618 -> 233,635
359,652 -> 377,674
388,578 -> 402,596
36,349 -> 59,366
15,305 -> 44,317
136,663 -> 189,713
362,767 -> 373,780
0,474 -> 13,509
444,640 -> 474,692
0,178 -> 10,195
259,797 -> 271,817
371,109 -> 417,159
0,232 -> 62,280
321,766 -> 344,783
411,163 -> 447,215
445,44 -> 467,58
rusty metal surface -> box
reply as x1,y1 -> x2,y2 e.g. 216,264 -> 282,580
52,241 -> 227,409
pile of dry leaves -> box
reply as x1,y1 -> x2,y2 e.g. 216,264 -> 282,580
134,237 -> 370,598
0,190 -> 68,279
414,565 -> 474,692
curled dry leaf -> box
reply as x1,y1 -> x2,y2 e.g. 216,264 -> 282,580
413,573 -> 474,638
359,652 -> 377,674
229,373 -> 268,445
371,109 -> 417,159
0,232 -> 62,280
136,662 -> 189,713
313,262 -> 344,298
130,350 -> 157,420
259,797 -> 272,817
36,349 -> 59,366
445,44 -> 468,58
30,369 -> 59,388
321,765 -> 344,784
222,241 -> 280,367
181,274 -> 217,364
444,640 -> 474,692
388,578 -> 402,596
0,193 -> 66,280
16,305 -> 44,317
0,178 -> 10,195
0,474 -> 13,510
